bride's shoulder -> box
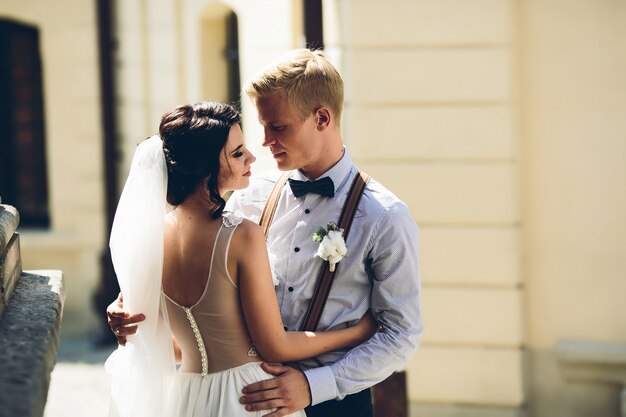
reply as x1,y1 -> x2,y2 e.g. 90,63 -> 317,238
225,214 -> 265,264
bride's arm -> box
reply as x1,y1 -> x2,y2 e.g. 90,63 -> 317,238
233,220 -> 378,363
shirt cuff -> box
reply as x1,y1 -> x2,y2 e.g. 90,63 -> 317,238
303,366 -> 339,406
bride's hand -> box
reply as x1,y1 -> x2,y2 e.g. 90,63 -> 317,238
353,310 -> 380,342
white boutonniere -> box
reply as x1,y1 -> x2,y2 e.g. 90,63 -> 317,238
312,221 -> 347,272
267,252 -> 280,286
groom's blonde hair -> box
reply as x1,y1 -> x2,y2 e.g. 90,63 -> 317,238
244,49 -> 344,126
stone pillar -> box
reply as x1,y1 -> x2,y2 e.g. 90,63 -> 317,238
0,203 -> 66,417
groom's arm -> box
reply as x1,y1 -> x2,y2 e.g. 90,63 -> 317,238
304,203 -> 422,404
240,204 -> 422,412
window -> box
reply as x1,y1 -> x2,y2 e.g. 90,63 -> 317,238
0,19 -> 49,228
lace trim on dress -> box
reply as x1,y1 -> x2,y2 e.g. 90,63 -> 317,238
222,211 -> 243,228
183,307 -> 209,377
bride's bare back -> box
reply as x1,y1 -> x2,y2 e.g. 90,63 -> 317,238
162,209 -> 262,375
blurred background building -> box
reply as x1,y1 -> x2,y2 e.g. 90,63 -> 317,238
0,0 -> 624,416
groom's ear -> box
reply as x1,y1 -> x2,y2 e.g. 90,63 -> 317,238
315,107 -> 331,131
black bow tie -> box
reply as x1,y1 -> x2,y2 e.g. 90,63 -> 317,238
288,177 -> 335,198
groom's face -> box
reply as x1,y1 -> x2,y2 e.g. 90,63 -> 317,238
255,91 -> 323,174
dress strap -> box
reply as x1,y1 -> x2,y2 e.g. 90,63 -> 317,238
210,213 -> 243,288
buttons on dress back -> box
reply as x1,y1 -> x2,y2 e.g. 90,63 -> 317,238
184,307 -> 208,377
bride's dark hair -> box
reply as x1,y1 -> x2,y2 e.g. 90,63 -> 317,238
159,101 -> 240,218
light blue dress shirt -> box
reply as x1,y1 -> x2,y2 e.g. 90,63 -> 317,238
225,149 -> 422,405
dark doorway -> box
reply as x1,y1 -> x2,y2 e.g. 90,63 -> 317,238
0,19 -> 49,228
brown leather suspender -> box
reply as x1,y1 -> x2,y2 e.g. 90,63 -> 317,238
258,170 -> 371,332
300,171 -> 370,331
259,173 -> 290,236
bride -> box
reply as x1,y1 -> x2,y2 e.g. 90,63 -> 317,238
105,101 -> 377,417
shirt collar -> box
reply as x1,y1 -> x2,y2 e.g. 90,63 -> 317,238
290,147 -> 353,195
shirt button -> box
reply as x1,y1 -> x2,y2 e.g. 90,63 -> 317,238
288,286 -> 294,292
294,247 -> 300,252
304,208 -> 310,214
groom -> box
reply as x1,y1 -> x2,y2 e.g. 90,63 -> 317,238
108,49 -> 422,417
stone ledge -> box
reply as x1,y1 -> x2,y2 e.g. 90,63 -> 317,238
557,339 -> 626,384
557,340 -> 626,417
410,403 -> 526,417
0,270 -> 65,417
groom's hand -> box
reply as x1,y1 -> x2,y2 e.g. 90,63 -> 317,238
239,363 -> 311,417
106,292 -> 145,345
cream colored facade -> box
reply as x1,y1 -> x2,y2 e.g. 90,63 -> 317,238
0,0 -> 105,334
1,0 -> 624,415
521,1 -> 626,416
333,0 -> 526,414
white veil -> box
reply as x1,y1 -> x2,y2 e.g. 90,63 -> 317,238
104,136 -> 178,417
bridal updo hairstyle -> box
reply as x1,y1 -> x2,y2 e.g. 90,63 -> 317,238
159,101 -> 240,218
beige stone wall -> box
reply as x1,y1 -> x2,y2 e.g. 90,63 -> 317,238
328,0 -> 626,415
520,0 -> 626,416
326,0 -> 524,413
0,1 -> 104,335
522,0 -> 626,349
